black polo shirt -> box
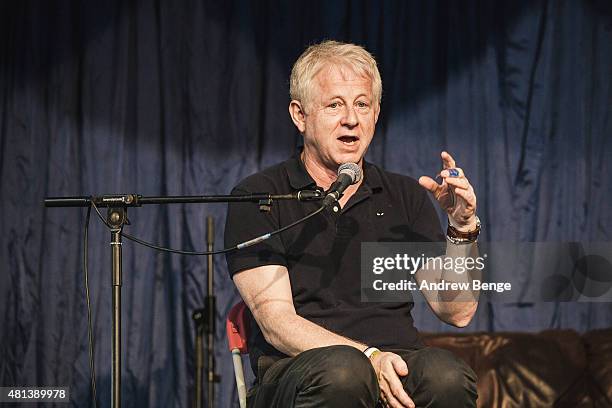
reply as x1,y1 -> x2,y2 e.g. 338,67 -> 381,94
224,155 -> 444,372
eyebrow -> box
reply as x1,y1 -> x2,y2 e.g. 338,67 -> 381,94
325,94 -> 370,102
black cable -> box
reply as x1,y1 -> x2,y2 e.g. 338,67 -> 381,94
90,203 -> 233,255
236,205 -> 326,250
83,206 -> 99,408
120,231 -> 236,255
90,201 -> 327,256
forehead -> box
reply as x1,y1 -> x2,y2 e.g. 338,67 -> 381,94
312,64 -> 373,98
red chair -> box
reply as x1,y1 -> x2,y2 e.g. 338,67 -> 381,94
226,301 -> 250,408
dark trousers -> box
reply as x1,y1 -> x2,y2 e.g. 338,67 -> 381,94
247,345 -> 478,408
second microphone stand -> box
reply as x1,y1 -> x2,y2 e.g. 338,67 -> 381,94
193,216 -> 220,408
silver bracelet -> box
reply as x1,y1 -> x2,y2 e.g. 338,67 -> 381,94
446,235 -> 477,245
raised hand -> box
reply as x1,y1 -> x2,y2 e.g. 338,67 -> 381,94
418,151 -> 477,231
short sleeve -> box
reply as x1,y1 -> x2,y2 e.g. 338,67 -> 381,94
224,186 -> 287,278
410,186 -> 445,243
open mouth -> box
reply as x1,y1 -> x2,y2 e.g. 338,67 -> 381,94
337,135 -> 359,145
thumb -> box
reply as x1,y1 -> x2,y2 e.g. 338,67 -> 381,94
391,357 -> 409,377
419,176 -> 440,194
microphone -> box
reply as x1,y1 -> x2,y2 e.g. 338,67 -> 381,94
322,163 -> 363,207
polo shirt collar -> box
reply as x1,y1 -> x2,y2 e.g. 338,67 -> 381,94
285,152 -> 384,192
286,154 -> 317,190
362,161 -> 383,191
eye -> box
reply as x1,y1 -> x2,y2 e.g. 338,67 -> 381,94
329,102 -> 341,109
355,101 -> 371,113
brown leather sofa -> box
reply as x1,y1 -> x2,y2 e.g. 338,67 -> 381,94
421,328 -> 612,407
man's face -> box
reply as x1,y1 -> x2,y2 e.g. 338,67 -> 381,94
293,64 -> 380,170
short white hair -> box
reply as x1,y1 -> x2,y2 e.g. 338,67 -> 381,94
290,40 -> 382,107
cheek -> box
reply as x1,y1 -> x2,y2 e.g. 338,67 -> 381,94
315,118 -> 340,139
361,116 -> 376,132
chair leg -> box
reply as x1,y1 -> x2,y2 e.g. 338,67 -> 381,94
232,349 -> 247,408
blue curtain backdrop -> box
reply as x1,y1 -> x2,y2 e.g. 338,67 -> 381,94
1,0 -> 611,406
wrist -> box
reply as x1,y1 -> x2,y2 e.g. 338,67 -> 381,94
448,214 -> 477,231
447,215 -> 481,244
363,346 -> 381,360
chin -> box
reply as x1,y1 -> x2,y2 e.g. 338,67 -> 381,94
334,154 -> 363,166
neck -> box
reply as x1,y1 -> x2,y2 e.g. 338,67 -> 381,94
301,150 -> 338,190
300,149 -> 363,208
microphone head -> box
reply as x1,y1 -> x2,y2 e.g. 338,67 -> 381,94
337,163 -> 362,184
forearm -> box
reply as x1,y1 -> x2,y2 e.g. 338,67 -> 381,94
442,240 -> 482,286
417,241 -> 480,326
258,310 -> 366,357
233,265 -> 368,357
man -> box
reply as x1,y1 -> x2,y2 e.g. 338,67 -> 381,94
225,40 -> 479,408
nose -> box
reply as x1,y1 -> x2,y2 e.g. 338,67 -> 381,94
340,105 -> 358,128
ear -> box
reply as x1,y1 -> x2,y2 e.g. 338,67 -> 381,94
289,100 -> 307,133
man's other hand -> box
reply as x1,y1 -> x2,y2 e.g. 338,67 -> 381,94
370,351 -> 415,408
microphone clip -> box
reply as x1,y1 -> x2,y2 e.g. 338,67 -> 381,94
258,198 -> 273,212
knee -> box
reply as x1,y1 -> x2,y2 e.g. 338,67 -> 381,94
417,348 -> 477,402
311,346 -> 378,401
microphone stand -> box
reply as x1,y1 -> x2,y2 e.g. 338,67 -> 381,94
192,308 -> 204,408
205,216 -> 218,407
193,216 -> 219,408
44,191 -> 322,408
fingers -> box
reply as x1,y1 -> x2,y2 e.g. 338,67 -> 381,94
388,374 -> 413,407
380,378 -> 414,408
418,176 -> 441,194
424,152 -> 478,220
453,186 -> 477,209
441,151 -> 456,169
443,175 -> 470,191
440,167 -> 464,178
385,392 -> 414,408
391,357 -> 409,376
378,355 -> 414,408
439,167 -> 470,192
440,167 -> 475,205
